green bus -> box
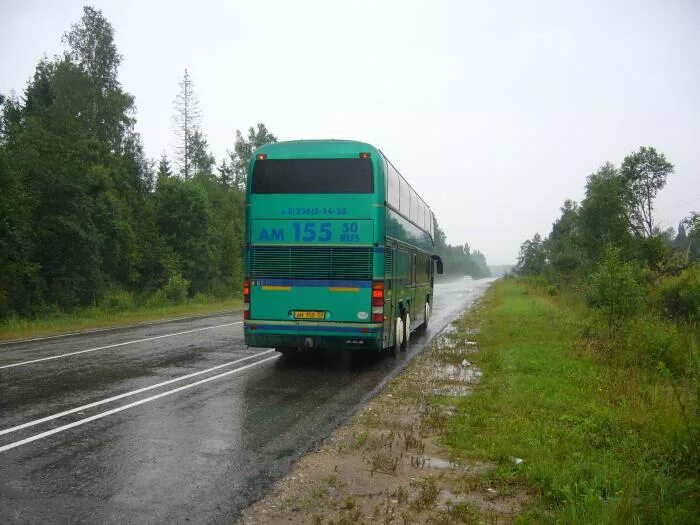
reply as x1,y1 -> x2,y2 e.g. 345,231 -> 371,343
243,140 -> 443,355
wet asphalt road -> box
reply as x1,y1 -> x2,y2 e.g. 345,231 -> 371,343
0,278 -> 493,524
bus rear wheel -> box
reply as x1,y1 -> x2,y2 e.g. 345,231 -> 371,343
392,317 -> 404,358
401,313 -> 410,352
417,302 -> 430,334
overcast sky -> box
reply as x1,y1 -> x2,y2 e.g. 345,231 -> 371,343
2,0 -> 698,264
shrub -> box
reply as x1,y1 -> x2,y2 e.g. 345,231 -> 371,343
162,274 -> 189,304
657,265 -> 700,322
192,292 -> 216,304
144,290 -> 167,308
144,274 -> 190,307
619,316 -> 689,375
588,247 -> 645,332
209,276 -> 236,299
99,289 -> 135,313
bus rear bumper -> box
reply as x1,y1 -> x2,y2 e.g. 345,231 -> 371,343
244,321 -> 383,351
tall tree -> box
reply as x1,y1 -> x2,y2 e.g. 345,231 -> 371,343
228,123 -> 277,190
189,129 -> 215,176
516,233 -> 547,275
62,6 -> 134,155
157,153 -> 172,184
578,162 -> 630,265
63,5 -> 120,93
620,146 -> 674,239
548,199 -> 582,275
172,69 -> 201,179
216,158 -> 233,187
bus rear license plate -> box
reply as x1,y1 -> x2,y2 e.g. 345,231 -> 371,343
294,311 -> 325,320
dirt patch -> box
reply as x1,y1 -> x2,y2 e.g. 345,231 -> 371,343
237,327 -> 528,524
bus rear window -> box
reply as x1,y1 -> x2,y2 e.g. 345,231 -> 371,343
252,159 -> 373,194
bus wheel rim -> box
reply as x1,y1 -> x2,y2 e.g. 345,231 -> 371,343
404,313 -> 410,347
395,317 -> 403,347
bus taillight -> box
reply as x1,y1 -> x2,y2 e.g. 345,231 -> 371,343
371,281 -> 384,323
243,278 -> 251,319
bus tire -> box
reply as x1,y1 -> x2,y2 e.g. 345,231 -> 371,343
401,312 -> 410,351
393,317 -> 404,357
417,302 -> 430,334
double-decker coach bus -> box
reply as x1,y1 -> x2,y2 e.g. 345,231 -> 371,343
243,140 -> 443,355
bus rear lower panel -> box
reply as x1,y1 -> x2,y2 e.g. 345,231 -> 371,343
244,322 -> 383,351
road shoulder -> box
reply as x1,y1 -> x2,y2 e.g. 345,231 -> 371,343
237,289 -> 523,524
0,303 -> 241,344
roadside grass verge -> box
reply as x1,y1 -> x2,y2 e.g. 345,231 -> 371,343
0,297 -> 242,342
445,279 -> 698,523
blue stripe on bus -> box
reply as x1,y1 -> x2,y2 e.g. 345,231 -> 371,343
246,324 -> 378,333
250,279 -> 372,288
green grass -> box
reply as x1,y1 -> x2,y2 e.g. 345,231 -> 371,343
444,279 -> 698,524
0,297 -> 242,342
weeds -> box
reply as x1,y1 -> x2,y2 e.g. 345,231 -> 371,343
368,452 -> 400,476
393,485 -> 409,505
410,476 -> 440,510
442,501 -> 480,524
402,430 -> 424,453
445,279 -> 699,523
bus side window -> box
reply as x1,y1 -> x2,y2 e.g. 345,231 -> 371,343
399,178 -> 410,217
387,164 -> 400,209
410,190 -> 418,224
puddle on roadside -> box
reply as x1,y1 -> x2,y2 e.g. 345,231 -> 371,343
441,324 -> 457,335
422,354 -> 483,395
431,329 -> 480,361
438,479 -> 527,516
428,384 -> 473,396
429,363 -> 482,383
423,456 -> 458,470
433,336 -> 458,353
437,488 -> 467,510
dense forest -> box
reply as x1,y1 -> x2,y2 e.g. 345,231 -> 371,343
0,7 -> 488,322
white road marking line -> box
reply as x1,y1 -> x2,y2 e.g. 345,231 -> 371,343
0,349 -> 276,437
0,322 -> 242,370
0,310 -> 238,346
0,354 -> 279,453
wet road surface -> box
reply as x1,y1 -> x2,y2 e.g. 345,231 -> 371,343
0,278 -> 493,524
